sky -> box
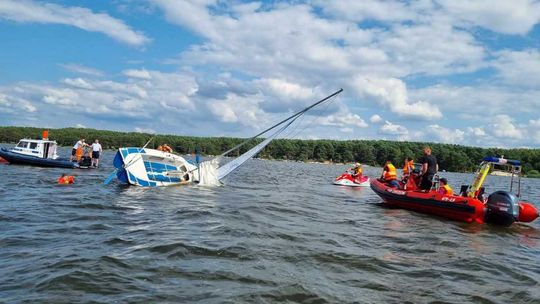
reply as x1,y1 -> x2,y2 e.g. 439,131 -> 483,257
1,0 -> 540,148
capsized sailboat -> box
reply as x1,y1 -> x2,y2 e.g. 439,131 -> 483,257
106,89 -> 343,187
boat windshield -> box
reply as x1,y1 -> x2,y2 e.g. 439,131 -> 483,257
16,141 -> 29,148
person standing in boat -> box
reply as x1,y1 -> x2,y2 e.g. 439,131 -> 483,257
419,146 -> 438,190
70,138 -> 88,162
91,139 -> 102,168
381,160 -> 399,188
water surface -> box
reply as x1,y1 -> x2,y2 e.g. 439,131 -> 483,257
1,150 -> 539,303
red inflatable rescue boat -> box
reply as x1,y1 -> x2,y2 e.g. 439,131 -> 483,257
370,157 -> 539,226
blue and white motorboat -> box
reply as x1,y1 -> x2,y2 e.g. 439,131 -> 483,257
0,135 -> 79,168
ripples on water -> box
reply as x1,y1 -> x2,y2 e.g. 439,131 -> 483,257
1,150 -> 539,303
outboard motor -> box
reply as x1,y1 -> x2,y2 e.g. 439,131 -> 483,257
484,191 -> 519,226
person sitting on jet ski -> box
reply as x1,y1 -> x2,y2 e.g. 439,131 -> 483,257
349,163 -> 363,178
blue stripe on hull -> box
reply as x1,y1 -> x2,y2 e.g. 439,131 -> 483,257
128,171 -> 156,187
144,161 -> 178,173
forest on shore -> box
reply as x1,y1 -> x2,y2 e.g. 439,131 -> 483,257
1,126 -> 539,177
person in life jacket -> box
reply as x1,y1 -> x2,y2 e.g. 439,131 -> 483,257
57,173 -> 75,184
438,178 -> 453,196
402,157 -> 415,176
157,144 -> 173,153
381,161 -> 400,188
349,163 -> 363,178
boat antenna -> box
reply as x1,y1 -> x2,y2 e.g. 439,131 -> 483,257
219,88 -> 343,157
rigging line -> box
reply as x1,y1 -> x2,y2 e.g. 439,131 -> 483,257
287,94 -> 338,140
279,109 -> 308,139
219,88 -> 343,157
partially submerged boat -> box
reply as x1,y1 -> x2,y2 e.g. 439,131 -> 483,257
0,131 -> 79,169
333,173 -> 370,187
370,157 -> 538,226
106,89 -> 344,187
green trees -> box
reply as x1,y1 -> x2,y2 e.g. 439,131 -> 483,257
1,126 -> 539,174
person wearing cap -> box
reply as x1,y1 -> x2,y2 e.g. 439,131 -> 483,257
438,178 -> 453,196
349,162 -> 363,178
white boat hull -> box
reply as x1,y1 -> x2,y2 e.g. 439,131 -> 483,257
114,147 -> 199,187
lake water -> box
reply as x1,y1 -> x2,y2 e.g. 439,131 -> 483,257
1,149 -> 539,303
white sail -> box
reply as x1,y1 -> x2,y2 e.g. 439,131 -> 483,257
216,123 -> 290,180
197,158 -> 220,186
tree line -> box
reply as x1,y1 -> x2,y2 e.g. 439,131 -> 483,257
1,126 -> 539,176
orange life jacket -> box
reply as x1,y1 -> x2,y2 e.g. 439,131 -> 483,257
403,160 -> 414,174
58,176 -> 74,184
352,167 -> 362,176
439,184 -> 453,196
384,163 -> 397,181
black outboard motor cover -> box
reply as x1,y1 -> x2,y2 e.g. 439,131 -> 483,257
485,191 -> 519,226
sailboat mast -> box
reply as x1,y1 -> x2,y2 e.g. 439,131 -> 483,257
220,88 -> 343,156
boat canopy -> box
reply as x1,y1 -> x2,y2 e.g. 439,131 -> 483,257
482,156 -> 521,166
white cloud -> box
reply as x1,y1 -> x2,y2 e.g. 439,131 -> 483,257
467,127 -> 486,137
529,118 -> 540,127
492,49 -> 540,87
489,115 -> 523,139
62,78 -> 94,90
207,93 -> 268,127
379,120 -> 408,135
255,78 -> 315,101
410,84 -> 540,118
134,127 -> 156,134
75,123 -> 86,128
353,76 -> 442,120
59,63 -> 104,77
315,0 -> 414,23
340,127 -> 353,133
370,114 -> 382,123
123,69 -> 152,80
319,113 -> 368,128
0,0 -> 149,46
0,93 -> 37,113
425,124 -> 465,144
439,0 -> 540,35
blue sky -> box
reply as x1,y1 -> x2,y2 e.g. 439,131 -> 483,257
1,0 -> 540,148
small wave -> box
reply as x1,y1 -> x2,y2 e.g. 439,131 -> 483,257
138,242 -> 255,260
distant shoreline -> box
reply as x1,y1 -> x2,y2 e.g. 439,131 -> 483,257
1,125 -> 539,177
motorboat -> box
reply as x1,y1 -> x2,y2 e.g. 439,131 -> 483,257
106,89 -> 344,187
333,173 -> 370,187
370,157 -> 538,226
0,131 -> 79,168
